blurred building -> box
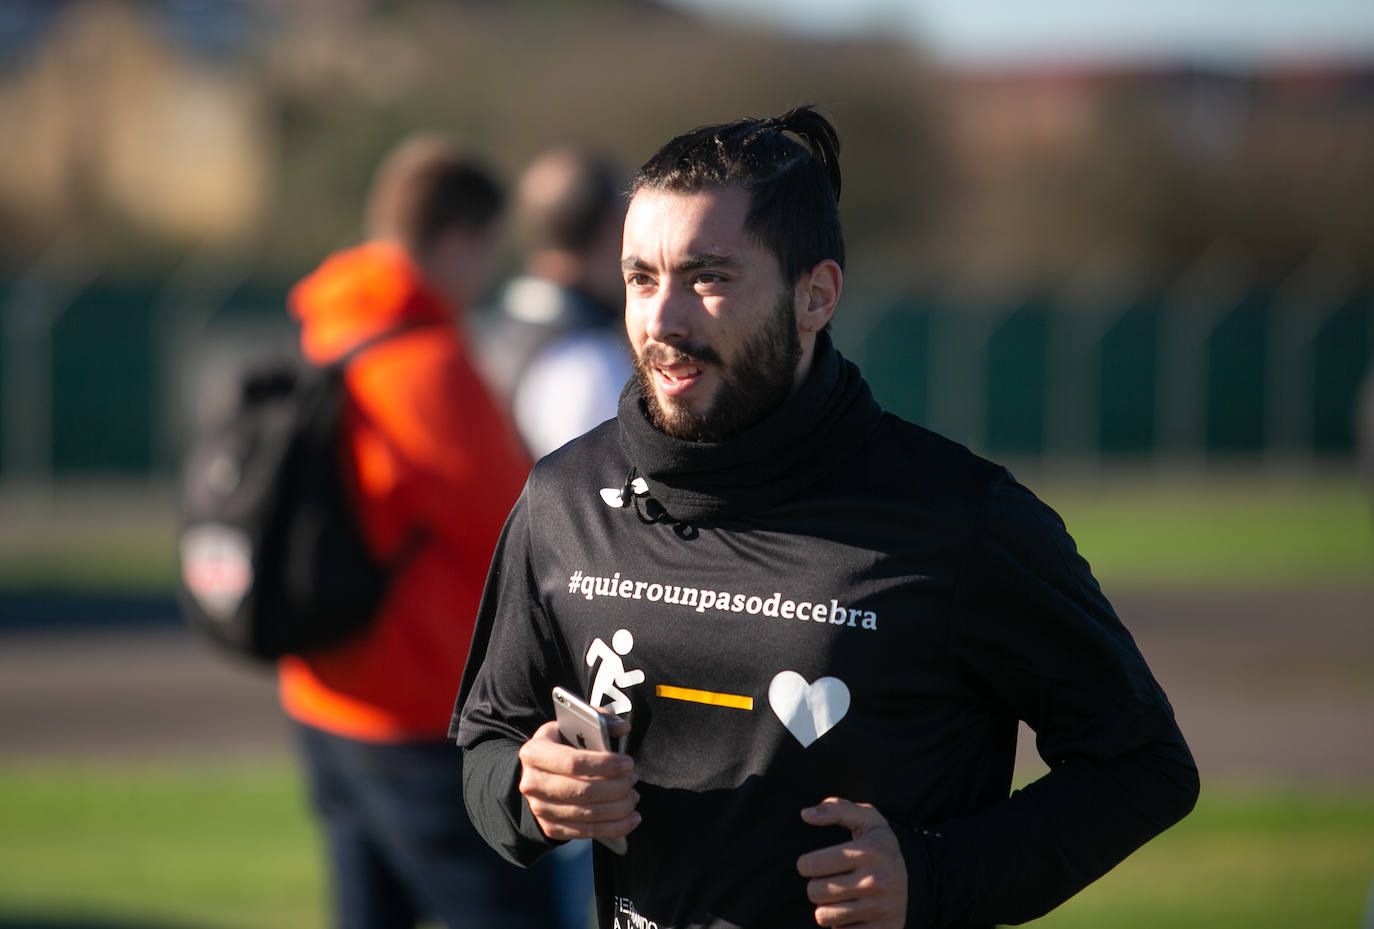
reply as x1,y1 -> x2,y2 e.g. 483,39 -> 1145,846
0,2 -> 269,256
943,58 -> 1374,285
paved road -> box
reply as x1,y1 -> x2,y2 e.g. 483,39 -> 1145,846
2,590 -> 1372,783
0,623 -> 291,760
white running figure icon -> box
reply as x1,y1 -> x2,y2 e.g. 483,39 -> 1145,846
586,629 -> 645,714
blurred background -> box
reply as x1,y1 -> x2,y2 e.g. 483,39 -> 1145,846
0,1 -> 1371,928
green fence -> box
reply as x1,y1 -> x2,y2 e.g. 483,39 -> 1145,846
848,283 -> 1372,464
1,264 -> 1371,482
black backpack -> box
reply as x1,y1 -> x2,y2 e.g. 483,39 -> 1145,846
177,324 -> 429,662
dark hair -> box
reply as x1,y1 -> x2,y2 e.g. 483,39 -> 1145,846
516,148 -> 626,254
366,134 -> 504,258
630,105 -> 843,284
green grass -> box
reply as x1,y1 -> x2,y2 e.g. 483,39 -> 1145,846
1030,786 -> 1374,928
1035,471 -> 1374,590
0,527 -> 175,594
0,761 -> 324,929
0,486 -> 176,594
0,762 -> 1370,929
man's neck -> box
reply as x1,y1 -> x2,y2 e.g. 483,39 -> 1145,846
791,330 -> 820,394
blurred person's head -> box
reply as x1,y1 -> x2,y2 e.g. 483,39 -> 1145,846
366,134 -> 505,309
622,106 -> 844,442
513,147 -> 627,308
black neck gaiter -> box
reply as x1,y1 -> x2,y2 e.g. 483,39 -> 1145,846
617,331 -> 883,522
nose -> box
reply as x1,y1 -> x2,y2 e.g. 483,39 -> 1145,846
638,283 -> 691,346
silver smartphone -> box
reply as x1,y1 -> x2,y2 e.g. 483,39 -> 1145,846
551,686 -> 628,855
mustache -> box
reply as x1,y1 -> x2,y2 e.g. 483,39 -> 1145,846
638,341 -> 722,368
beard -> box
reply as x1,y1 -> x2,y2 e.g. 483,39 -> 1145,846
634,289 -> 802,443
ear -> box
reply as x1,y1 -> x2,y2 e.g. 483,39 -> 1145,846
796,259 -> 842,334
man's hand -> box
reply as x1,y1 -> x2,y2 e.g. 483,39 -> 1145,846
518,718 -> 639,843
797,797 -> 907,929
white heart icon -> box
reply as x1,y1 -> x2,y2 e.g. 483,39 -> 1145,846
768,672 -> 850,748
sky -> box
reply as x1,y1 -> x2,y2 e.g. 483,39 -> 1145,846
665,0 -> 1374,65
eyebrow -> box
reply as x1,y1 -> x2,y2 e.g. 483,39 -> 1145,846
621,252 -> 741,274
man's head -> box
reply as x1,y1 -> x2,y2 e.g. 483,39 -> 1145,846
622,106 -> 845,442
366,134 -> 504,308
630,105 -> 844,288
514,147 -> 627,308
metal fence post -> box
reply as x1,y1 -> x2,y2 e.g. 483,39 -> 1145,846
1266,252 -> 1358,473
927,276 -> 1018,456
149,244 -> 255,483
1154,244 -> 1252,473
0,238 -> 97,510
1045,253 -> 1144,473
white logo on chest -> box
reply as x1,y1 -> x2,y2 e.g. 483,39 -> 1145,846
768,672 -> 850,748
599,477 -> 649,508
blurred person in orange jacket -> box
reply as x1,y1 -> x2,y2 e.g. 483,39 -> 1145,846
280,134 -> 557,929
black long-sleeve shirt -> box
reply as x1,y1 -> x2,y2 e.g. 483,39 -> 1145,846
453,338 -> 1198,929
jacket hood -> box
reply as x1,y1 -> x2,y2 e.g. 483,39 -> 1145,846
290,240 -> 454,363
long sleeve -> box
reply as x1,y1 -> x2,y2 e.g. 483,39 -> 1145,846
451,487 -> 578,867
905,473 -> 1200,928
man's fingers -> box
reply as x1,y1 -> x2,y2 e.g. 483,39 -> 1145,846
519,764 -> 636,804
519,720 -> 642,842
797,798 -> 907,929
520,721 -> 635,779
535,810 -> 642,843
605,714 -> 630,739
520,761 -> 641,842
801,796 -> 887,833
526,799 -> 642,839
811,900 -> 901,929
525,789 -> 641,824
807,869 -> 906,929
796,840 -> 873,878
804,869 -> 878,904
523,775 -> 641,842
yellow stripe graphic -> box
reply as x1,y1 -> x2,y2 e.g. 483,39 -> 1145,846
655,684 -> 754,710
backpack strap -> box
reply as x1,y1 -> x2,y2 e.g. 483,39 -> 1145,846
335,318 -> 446,369
330,318 -> 448,575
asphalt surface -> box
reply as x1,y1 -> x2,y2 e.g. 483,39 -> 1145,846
2,590 -> 1372,783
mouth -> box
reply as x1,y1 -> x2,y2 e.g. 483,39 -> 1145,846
640,343 -> 715,399
654,362 -> 704,396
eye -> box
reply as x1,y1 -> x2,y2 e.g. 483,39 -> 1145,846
625,272 -> 654,288
693,272 -> 726,288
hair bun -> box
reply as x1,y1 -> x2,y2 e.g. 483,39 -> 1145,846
767,106 -> 841,201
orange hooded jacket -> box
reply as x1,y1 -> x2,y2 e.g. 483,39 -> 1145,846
278,240 -> 532,742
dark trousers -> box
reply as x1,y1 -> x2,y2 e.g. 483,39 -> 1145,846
295,722 -> 561,929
